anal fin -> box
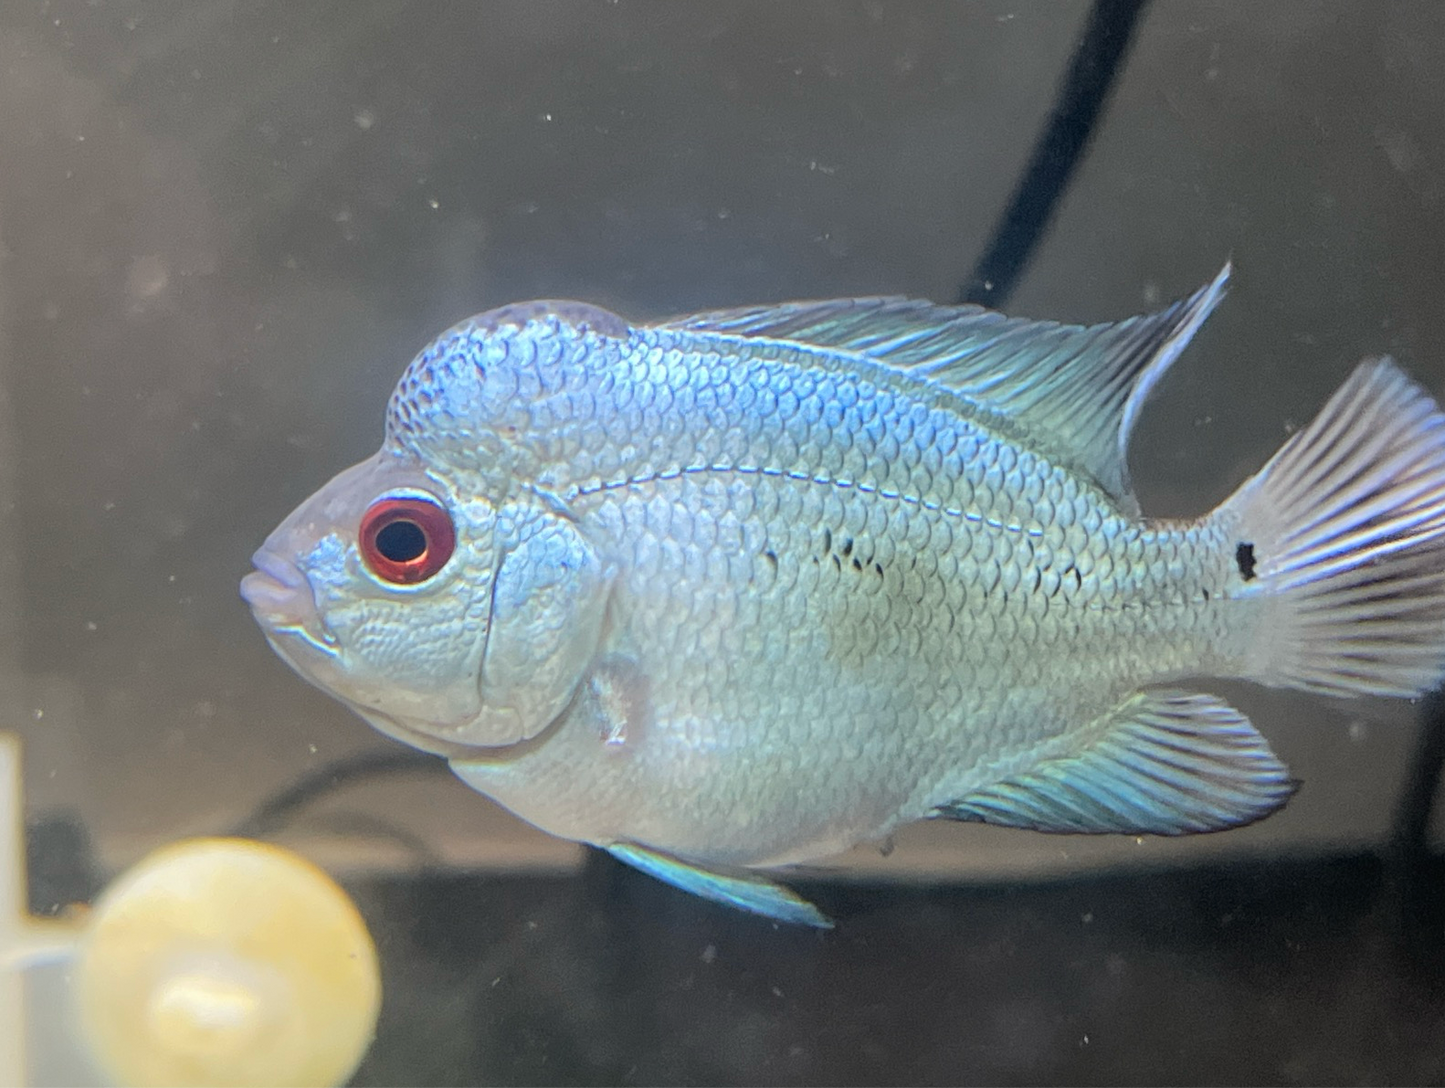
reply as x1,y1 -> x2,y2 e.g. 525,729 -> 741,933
606,843 -> 833,928
937,690 -> 1296,835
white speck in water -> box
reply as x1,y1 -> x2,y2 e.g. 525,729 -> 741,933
353,108 -> 376,131
1375,126 -> 1420,175
126,255 -> 170,303
771,986 -> 784,998
540,112 -> 553,122
1142,281 -> 1161,305
1348,720 -> 1369,743
84,621 -> 97,632
1081,912 -> 1093,925
428,197 -> 440,210
701,944 -> 717,964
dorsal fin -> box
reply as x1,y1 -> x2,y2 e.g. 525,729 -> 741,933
659,264 -> 1230,511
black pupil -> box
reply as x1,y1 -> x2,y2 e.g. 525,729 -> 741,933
376,518 -> 427,563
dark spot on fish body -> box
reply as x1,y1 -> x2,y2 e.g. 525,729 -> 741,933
763,549 -> 778,572
1236,541 -> 1257,581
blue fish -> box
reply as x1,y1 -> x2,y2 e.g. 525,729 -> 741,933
242,265 -> 1445,926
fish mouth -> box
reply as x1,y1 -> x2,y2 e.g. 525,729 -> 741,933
240,548 -> 308,615
240,548 -> 337,657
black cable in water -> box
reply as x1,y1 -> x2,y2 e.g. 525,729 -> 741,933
960,0 -> 1151,309
228,748 -> 447,840
1387,689 -> 1445,934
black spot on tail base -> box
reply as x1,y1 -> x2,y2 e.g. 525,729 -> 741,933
1236,541 -> 1257,582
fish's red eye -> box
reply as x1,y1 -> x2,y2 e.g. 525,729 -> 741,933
358,496 -> 455,585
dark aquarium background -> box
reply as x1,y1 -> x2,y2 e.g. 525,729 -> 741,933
3,1 -> 1444,1084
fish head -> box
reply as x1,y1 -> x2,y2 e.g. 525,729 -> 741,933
242,302 -> 628,756
241,446 -> 515,756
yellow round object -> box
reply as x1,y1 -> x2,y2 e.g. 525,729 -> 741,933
72,837 -> 381,1088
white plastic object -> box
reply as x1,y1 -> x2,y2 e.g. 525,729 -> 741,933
1,734 -> 383,1087
1,734 -> 80,1086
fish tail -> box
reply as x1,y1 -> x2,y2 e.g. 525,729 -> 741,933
1217,358 -> 1445,698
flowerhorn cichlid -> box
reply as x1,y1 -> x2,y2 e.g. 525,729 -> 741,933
241,265 -> 1445,927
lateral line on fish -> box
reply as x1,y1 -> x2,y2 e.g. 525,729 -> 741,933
571,463 -> 1045,538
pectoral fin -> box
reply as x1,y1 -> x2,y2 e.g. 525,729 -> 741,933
606,843 -> 833,929
937,690 -> 1296,835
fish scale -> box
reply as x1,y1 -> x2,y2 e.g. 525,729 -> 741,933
541,439 -> 1199,861
531,322 -> 1196,832
581,326 -> 1201,812
243,266 -> 1445,925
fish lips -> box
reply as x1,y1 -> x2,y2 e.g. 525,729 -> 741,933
240,547 -> 311,617
241,548 -> 334,638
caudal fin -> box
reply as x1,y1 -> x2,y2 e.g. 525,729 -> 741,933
1221,358 -> 1445,698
